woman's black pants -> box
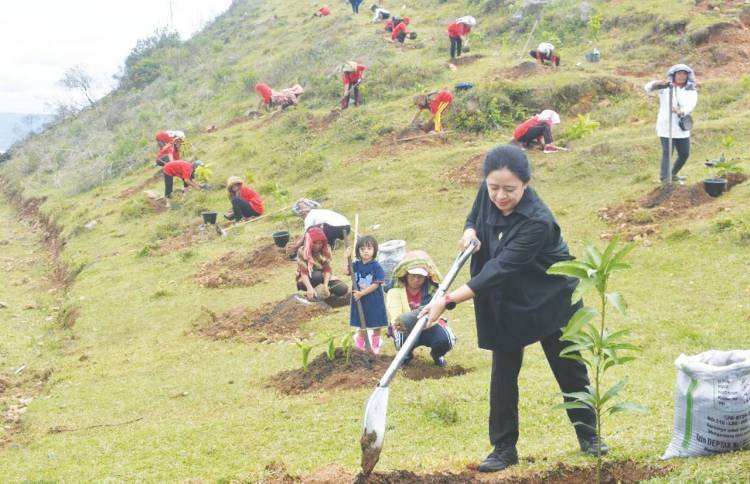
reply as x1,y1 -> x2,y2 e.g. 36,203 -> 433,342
519,124 -> 552,146
296,270 -> 349,296
489,330 -> 596,451
163,174 -> 187,198
230,198 -> 260,221
450,36 -> 462,58
660,137 -> 690,181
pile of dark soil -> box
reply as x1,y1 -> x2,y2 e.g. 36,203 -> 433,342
445,153 -> 484,186
344,130 -> 446,165
194,295 -> 331,344
195,244 -> 291,288
270,350 -> 472,395
449,54 -> 484,67
600,174 -> 746,240
494,61 -> 539,80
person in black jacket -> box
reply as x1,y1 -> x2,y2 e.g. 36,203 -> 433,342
421,144 -> 606,472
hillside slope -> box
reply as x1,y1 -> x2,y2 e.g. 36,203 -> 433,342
1,0 -> 750,481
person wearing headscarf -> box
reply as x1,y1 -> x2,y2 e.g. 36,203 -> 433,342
224,176 -> 264,222
513,110 -> 562,153
296,227 -> 349,301
154,130 -> 185,167
386,251 -> 456,367
530,42 -> 560,66
314,5 -> 331,16
645,64 -> 698,183
447,16 -> 475,59
390,16 -> 411,44
255,82 -> 304,112
341,61 -> 367,109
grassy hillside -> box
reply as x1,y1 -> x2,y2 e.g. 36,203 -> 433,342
1,0 -> 750,481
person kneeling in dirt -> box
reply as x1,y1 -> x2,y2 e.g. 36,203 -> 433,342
512,110 -> 562,153
371,4 -> 390,22
390,16 -> 411,44
386,252 -> 455,367
447,16 -> 475,60
225,176 -> 264,222
411,89 -> 453,132
530,42 -> 560,67
255,82 -> 304,113
162,159 -> 204,207
289,199 -> 351,255
296,227 -> 349,302
341,61 -> 366,109
154,130 -> 185,167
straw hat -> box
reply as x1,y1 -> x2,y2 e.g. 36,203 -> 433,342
226,176 -> 243,187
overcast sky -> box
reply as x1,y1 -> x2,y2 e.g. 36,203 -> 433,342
0,0 -> 233,115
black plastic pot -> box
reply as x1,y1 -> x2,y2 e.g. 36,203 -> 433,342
272,230 -> 290,248
703,178 -> 727,198
201,211 -> 218,224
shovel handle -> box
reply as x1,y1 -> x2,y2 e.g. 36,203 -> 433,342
376,240 -> 476,388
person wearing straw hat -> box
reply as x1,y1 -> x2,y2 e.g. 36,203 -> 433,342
224,176 -> 264,222
512,110 -> 562,153
341,61 -> 367,109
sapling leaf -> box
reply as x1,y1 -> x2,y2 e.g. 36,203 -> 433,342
606,242 -> 636,270
561,343 -> 593,356
606,292 -> 627,315
562,307 -> 597,338
326,336 -> 336,361
563,391 -> 597,405
561,353 -> 592,368
571,278 -> 595,304
600,238 -> 618,267
555,401 -> 592,411
606,402 -> 647,415
583,242 -> 602,267
547,261 -> 592,280
600,380 -> 627,406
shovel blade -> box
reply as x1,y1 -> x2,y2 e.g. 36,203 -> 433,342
361,385 -> 389,475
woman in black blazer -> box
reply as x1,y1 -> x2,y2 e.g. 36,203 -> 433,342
422,145 -> 606,472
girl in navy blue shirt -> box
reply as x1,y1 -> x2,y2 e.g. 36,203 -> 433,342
347,235 -> 389,353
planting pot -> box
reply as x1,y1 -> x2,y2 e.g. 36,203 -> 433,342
201,211 -> 218,224
703,178 -> 727,198
272,230 -> 290,248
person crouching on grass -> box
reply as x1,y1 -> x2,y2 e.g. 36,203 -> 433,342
411,89 -> 453,132
162,159 -> 203,208
296,227 -> 349,302
346,235 -> 388,353
224,176 -> 264,222
512,110 -> 562,153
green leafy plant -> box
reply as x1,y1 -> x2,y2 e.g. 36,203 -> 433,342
706,154 -> 744,179
720,135 -> 735,150
547,239 -> 645,484
588,13 -> 603,42
561,114 -> 600,141
340,330 -> 355,363
194,164 -> 214,183
295,338 -> 316,373
325,335 -> 336,361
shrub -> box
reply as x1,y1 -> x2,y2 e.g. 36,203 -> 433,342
118,28 -> 181,89
561,114 -> 600,141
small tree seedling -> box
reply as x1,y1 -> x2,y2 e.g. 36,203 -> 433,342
295,338 -> 316,373
340,330 -> 355,363
325,335 -> 336,361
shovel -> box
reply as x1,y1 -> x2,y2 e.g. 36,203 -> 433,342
360,240 -> 476,475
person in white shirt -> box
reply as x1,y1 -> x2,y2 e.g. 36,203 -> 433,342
370,4 -> 390,22
644,64 -> 698,183
530,42 -> 559,66
288,199 -> 351,255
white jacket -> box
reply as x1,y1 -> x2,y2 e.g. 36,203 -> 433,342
645,81 -> 698,139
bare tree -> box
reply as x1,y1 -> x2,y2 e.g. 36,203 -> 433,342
59,65 -> 96,107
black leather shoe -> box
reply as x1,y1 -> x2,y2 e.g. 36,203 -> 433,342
433,356 -> 448,368
478,448 -> 518,472
579,435 -> 609,456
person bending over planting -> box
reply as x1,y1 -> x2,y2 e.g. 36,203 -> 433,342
512,110 -> 562,153
154,130 -> 185,167
420,145 -> 606,472
346,235 -> 388,353
387,251 -> 456,367
341,61 -> 367,109
390,16 -> 411,44
288,199 -> 351,255
296,227 -> 349,302
224,176 -> 264,222
254,82 -> 304,113
371,4 -> 390,22
447,16 -> 475,59
411,89 -> 453,132
162,159 -> 203,208
530,42 -> 560,66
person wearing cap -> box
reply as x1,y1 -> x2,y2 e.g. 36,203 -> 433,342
390,16 -> 410,43
154,130 -> 184,167
447,16 -> 475,59
371,4 -> 390,22
386,251 -> 456,367
645,64 -> 698,183
341,61 -> 367,109
512,110 -> 562,153
224,176 -> 265,222
530,42 -> 560,66
296,227 -> 349,301
162,160 -> 203,206
411,89 -> 454,132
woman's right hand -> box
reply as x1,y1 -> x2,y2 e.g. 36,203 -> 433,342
306,288 -> 316,301
459,228 -> 481,253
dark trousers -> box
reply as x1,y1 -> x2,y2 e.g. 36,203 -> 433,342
489,330 -> 596,451
230,198 -> 261,221
320,223 -> 350,248
342,85 -> 361,109
450,36 -> 462,58
395,32 -> 406,43
163,174 -> 187,198
296,270 -> 349,296
393,323 -> 455,359
350,0 -> 361,13
519,124 -> 552,146
529,50 -> 560,66
660,137 -> 690,180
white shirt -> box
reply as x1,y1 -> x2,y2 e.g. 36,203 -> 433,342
304,209 -> 350,230
645,81 -> 698,139
371,8 -> 389,22
537,42 -> 554,56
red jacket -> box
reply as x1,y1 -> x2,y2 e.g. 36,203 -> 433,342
448,22 -> 470,38
513,116 -> 549,140
343,65 -> 366,86
156,143 -> 180,163
391,21 -> 408,40
255,83 -> 273,103
384,19 -> 394,31
429,90 -> 454,114
318,6 -> 330,16
155,131 -> 172,143
163,160 -> 193,181
239,186 -> 265,215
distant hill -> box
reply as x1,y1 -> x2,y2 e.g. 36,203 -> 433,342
0,112 -> 53,153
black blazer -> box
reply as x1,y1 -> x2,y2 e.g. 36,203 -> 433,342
464,185 -> 579,351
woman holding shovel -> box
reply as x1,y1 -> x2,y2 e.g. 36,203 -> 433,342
421,145 -> 605,472
341,61 -> 366,109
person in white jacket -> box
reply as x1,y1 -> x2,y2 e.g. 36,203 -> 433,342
645,64 -> 698,183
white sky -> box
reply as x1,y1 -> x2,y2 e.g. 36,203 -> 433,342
0,0 -> 233,114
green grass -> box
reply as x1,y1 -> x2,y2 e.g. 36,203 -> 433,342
2,0 -> 750,481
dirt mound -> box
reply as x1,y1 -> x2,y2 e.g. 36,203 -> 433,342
116,170 -> 162,199
194,295 -> 331,344
345,131 -> 448,165
599,174 -> 746,240
449,54 -> 483,67
153,221 -> 221,255
494,61 -> 540,80
445,153 -> 484,186
692,25 -> 750,79
309,109 -> 341,131
270,351 -> 472,395
195,244 -> 291,288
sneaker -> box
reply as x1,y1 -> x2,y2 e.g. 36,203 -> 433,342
355,335 -> 366,351
672,174 -> 687,182
478,447 -> 518,472
433,356 -> 448,368
543,143 -> 561,153
578,435 -> 609,456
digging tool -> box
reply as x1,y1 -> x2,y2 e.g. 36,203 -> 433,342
518,18 -> 539,59
346,214 -> 373,353
360,240 -> 477,475
665,83 -> 673,188
395,130 -> 452,144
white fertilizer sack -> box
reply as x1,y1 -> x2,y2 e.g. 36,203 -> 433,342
663,350 -> 750,459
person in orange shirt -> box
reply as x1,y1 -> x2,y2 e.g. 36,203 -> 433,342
154,130 -> 184,167
224,176 -> 265,221
341,61 -> 366,109
411,89 -> 454,132
447,16 -> 476,59
161,159 -> 203,207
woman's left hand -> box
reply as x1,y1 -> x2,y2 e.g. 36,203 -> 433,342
353,290 -> 363,301
419,298 -> 447,328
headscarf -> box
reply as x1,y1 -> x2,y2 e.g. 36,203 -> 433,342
302,227 -> 331,275
166,130 -> 185,141
155,131 -> 172,143
667,64 -> 696,90
538,109 -> 561,125
390,250 -> 442,288
292,198 -> 321,216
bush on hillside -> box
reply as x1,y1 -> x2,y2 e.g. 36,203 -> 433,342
117,28 -> 182,90
451,82 -> 533,133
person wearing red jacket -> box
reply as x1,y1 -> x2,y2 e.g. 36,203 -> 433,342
448,16 -> 476,59
391,16 -> 410,43
314,5 -> 331,17
255,82 -> 274,112
411,89 -> 454,132
162,159 -> 203,206
224,176 -> 265,221
341,61 -> 366,109
154,130 -> 184,167
512,110 -> 562,153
